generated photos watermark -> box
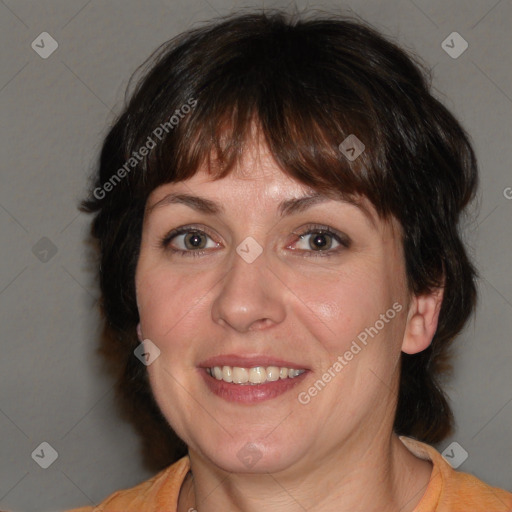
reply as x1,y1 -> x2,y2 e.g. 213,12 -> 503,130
298,301 -> 403,404
93,97 -> 197,200
134,339 -> 161,366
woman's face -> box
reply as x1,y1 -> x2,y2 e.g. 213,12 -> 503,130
135,142 -> 415,474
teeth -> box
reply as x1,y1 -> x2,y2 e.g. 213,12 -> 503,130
206,365 -> 305,385
266,366 -> 280,382
232,367 -> 248,384
222,366 -> 233,383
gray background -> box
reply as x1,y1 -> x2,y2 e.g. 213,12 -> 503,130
0,0 -> 511,511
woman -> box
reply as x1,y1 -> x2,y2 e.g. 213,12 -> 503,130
68,10 -> 512,512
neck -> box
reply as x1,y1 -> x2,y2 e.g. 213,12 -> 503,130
178,430 -> 432,512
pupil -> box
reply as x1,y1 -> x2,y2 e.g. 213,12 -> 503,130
186,232 -> 204,249
312,234 -> 329,250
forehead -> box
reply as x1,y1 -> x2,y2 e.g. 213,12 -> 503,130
148,166 -> 312,210
149,141 -> 352,212
151,140 -> 309,200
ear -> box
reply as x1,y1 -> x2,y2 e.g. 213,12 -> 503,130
402,286 -> 444,354
136,323 -> 143,341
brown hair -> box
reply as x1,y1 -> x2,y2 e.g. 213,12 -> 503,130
82,9 -> 478,469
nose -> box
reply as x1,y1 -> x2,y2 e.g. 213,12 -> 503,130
211,246 -> 286,333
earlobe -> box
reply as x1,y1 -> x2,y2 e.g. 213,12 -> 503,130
402,287 -> 444,355
136,323 -> 143,341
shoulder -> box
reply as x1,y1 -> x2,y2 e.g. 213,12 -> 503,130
444,471 -> 512,511
400,436 -> 512,512
64,455 -> 190,512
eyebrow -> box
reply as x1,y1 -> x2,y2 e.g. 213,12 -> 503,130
147,191 -> 376,226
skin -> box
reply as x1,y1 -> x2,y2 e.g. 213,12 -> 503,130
135,139 -> 443,512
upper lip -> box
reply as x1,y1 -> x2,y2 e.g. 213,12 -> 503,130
199,354 -> 309,369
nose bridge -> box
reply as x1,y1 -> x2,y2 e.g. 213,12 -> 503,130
211,239 -> 286,332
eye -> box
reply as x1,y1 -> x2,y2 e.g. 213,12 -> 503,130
289,224 -> 351,257
159,223 -> 350,259
160,226 -> 219,258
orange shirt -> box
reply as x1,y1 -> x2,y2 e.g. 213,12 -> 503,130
67,436 -> 512,511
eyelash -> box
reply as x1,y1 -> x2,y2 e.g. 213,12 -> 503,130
159,224 -> 351,258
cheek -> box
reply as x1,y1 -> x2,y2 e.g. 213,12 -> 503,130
136,262 -> 207,343
294,266 -> 392,353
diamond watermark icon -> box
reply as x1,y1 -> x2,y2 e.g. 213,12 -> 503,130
339,134 -> 365,161
134,339 -> 161,366
32,237 -> 58,262
237,442 -> 263,469
441,32 -> 468,59
32,442 -> 58,469
236,236 -> 263,264
441,441 -> 468,469
31,32 -> 59,59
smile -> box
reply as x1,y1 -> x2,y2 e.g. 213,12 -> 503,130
206,365 -> 306,385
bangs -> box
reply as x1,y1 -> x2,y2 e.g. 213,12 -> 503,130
115,15 -> 403,219
148,102 -> 383,213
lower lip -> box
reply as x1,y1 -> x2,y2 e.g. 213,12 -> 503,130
199,369 -> 308,404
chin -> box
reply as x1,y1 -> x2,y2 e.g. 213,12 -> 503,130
195,434 -> 307,474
